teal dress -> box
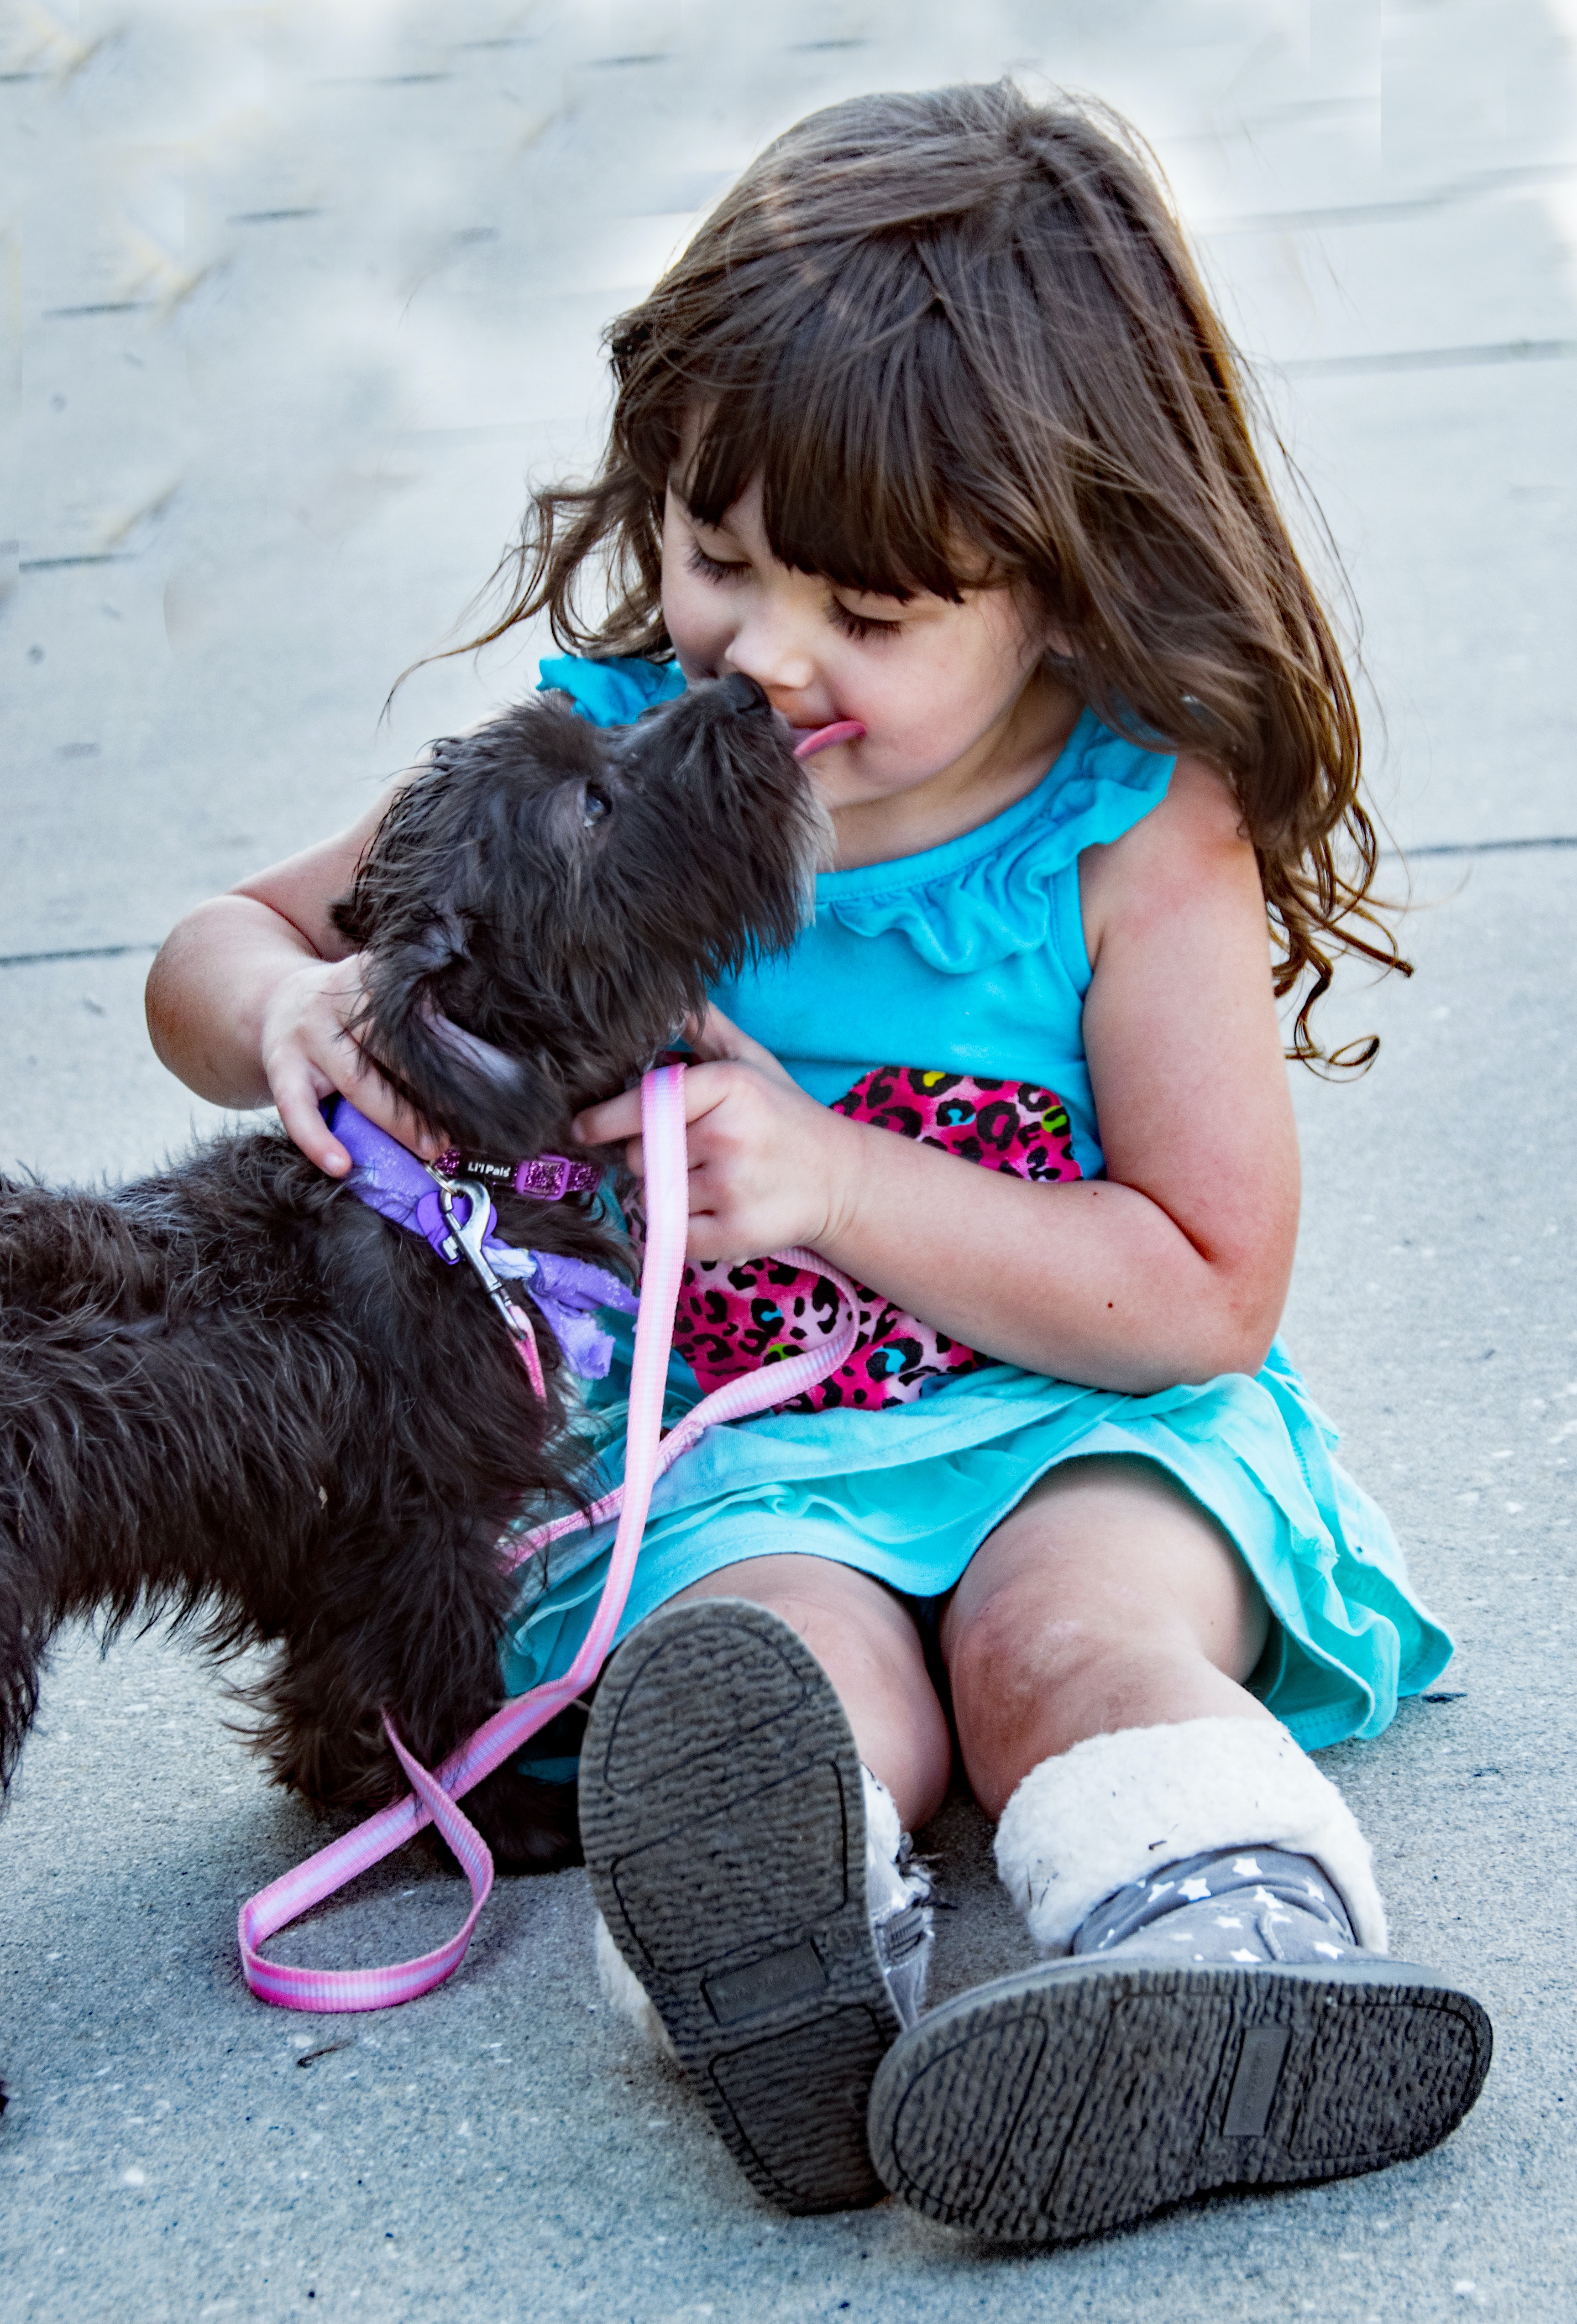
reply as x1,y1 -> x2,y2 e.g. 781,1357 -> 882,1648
503,656 -> 1451,1757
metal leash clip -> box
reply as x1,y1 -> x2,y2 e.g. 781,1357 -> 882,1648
431,1172 -> 546,1394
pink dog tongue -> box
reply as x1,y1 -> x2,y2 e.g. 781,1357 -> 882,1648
792,720 -> 866,760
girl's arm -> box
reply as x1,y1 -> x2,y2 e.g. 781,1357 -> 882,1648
144,783 -> 440,1178
575,758 -> 1299,1395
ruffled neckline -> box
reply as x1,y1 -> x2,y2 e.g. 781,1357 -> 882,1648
815,708 -> 1175,976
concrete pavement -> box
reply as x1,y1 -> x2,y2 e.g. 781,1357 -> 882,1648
3,3 -> 1575,2316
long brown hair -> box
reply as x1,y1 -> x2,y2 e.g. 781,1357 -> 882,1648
464,80 -> 1406,1065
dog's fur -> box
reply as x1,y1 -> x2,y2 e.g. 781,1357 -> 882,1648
0,673 -> 821,1882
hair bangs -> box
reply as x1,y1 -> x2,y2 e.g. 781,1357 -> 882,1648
671,251 -> 1008,606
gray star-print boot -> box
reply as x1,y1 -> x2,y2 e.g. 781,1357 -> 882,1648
582,1597 -> 933,2214
1076,1845 -> 1364,1972
868,1717 -> 1491,2244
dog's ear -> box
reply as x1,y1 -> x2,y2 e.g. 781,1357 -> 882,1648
322,756 -> 566,1153
351,925 -> 564,1157
328,891 -> 369,947
328,734 -> 477,951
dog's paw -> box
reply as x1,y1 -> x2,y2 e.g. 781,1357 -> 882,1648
422,1761 -> 583,1876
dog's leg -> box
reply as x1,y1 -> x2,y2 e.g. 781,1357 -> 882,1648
450,1760 -> 583,1872
246,1634 -> 583,1873
243,1464 -> 585,1872
0,1515 -> 50,1798
456,1691 -> 588,1871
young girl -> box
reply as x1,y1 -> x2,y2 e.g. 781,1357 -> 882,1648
147,83 -> 1488,2242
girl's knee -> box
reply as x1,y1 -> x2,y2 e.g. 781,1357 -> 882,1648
948,1581 -> 1135,1719
773,1587 -> 935,1739
948,1462 -> 1271,1689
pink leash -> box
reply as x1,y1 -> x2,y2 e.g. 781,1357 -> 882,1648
237,1062 -> 859,2012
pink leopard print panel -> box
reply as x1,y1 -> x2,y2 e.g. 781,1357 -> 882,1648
671,1066 -> 1084,1414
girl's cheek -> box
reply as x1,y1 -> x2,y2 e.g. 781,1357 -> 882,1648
662,574 -> 730,672
849,668 -> 949,763
660,597 -> 705,671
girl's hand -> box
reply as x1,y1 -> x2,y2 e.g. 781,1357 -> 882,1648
259,952 -> 445,1176
148,779 -> 428,1176
572,1005 -> 860,1264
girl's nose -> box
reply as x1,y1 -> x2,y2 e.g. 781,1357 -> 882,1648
723,612 -> 818,704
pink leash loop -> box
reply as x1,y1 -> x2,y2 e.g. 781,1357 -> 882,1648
237,1064 -> 859,2011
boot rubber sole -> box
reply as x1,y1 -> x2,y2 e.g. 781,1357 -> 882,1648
580,1596 -> 901,2214
868,1954 -> 1492,2244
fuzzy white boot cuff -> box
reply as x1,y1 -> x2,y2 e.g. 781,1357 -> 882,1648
994,1717 -> 1387,1957
595,1909 -> 677,2057
863,1767 -> 917,1920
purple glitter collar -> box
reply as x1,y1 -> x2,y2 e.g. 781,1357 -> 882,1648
432,1145 -> 602,1202
328,1097 -> 635,1380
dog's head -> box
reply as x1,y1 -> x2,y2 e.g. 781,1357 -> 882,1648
329,674 -> 828,1156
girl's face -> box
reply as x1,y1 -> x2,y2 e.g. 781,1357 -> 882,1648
660,473 -> 1075,849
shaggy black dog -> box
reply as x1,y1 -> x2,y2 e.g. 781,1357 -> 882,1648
0,672 -> 822,1885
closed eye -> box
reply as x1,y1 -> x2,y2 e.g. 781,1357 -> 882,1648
687,538 -> 904,640
686,544 -> 750,585
828,597 -> 903,642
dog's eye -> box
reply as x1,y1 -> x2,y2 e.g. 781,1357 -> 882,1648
583,786 -> 612,829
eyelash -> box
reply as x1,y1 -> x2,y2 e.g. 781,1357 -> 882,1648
685,543 -> 904,642
828,601 -> 902,643
686,544 -> 747,585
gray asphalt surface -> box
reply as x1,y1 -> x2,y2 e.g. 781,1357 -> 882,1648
2,4 -> 1575,2318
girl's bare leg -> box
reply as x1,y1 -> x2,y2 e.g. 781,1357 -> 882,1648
671,1553 -> 953,1830
941,1454 -> 1273,1819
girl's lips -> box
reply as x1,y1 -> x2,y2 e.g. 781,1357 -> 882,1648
791,720 -> 867,760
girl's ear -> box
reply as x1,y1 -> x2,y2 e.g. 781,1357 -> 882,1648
1008,582 -> 1073,668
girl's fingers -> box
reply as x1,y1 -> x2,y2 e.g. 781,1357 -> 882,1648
267,1014 -> 447,1170
276,1062 -> 446,1168
684,1006 -> 796,1087
574,1060 -> 752,1150
683,1002 -> 751,1061
331,1041 -> 446,1158
572,1088 -> 644,1148
271,1060 -> 350,1175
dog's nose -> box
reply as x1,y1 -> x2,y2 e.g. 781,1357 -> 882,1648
715,673 -> 771,717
